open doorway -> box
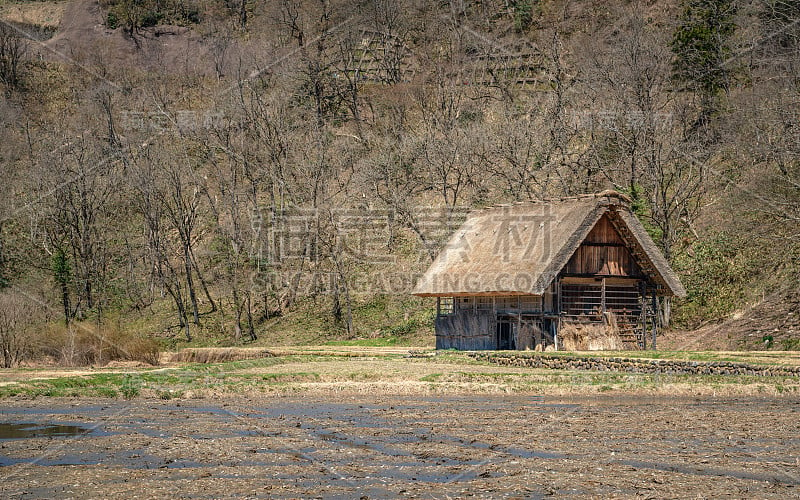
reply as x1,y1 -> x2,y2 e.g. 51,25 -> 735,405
496,319 -> 515,350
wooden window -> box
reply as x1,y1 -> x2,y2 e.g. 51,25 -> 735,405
477,297 -> 493,310
496,296 -> 513,310
438,297 -> 454,315
519,296 -> 541,311
457,297 -> 472,311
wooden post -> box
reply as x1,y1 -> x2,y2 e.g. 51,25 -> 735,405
555,281 -> 561,351
554,322 -> 559,351
651,290 -> 657,350
492,296 -> 497,350
639,282 -> 647,350
556,282 -> 561,315
517,296 -> 522,350
601,277 -> 606,314
436,297 -> 441,317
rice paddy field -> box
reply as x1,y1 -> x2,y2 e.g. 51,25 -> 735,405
1,348 -> 799,498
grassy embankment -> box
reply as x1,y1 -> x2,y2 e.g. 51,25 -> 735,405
2,349 -> 799,399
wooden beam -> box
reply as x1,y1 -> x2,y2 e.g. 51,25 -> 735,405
601,277 -> 606,314
652,290 -> 658,350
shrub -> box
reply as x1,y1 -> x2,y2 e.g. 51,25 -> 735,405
0,291 -> 43,367
120,376 -> 140,399
104,0 -> 201,31
671,0 -> 737,97
511,0 -> 536,32
107,11 -> 119,29
140,10 -> 163,28
780,338 -> 800,350
0,24 -> 25,90
385,318 -> 423,337
673,232 -> 750,327
158,389 -> 183,400
34,322 -> 160,367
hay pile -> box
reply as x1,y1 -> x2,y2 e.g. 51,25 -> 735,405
559,314 -> 624,351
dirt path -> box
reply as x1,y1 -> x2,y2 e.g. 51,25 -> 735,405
1,395 -> 798,498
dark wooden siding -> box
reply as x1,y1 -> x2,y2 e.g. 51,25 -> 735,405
435,311 -> 494,350
563,214 -> 641,276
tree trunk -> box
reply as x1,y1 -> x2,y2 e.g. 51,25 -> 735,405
331,281 -> 342,325
239,0 -> 247,28
232,285 -> 243,340
61,281 -> 71,326
183,243 -> 200,325
189,246 -> 217,312
341,272 -> 353,336
175,294 -> 190,342
245,292 -> 256,341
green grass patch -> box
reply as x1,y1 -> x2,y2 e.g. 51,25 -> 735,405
260,372 -> 320,383
0,355 -> 354,399
325,337 -> 401,347
419,373 -> 442,382
2,352 -> 799,399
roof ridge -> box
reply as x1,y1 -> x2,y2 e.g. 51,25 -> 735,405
472,191 -> 631,214
540,190 -> 632,204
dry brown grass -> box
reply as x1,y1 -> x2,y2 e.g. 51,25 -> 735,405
0,2 -> 66,28
169,348 -> 277,364
560,322 -> 624,351
35,322 -> 160,366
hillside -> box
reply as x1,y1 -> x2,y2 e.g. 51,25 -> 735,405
0,0 -> 798,361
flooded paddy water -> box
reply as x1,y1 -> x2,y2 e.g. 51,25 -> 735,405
0,395 -> 798,498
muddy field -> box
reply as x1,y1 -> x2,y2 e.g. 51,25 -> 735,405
1,394 -> 798,498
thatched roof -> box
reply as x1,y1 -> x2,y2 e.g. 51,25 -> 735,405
412,191 -> 686,298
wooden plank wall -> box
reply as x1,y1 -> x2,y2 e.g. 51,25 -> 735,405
435,311 -> 494,350
564,214 -> 641,276
437,312 -> 551,351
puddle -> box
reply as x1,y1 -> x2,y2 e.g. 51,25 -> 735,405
0,454 -> 99,467
159,404 -> 238,417
618,458 -> 800,485
503,446 -> 567,459
314,430 -> 412,458
0,405 -> 112,416
0,423 -> 96,440
0,450 -> 166,468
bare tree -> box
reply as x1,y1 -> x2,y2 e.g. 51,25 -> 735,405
370,0 -> 409,84
128,147 -> 194,340
580,9 -> 708,262
205,125 -> 260,341
26,133 -> 120,324
0,23 -> 25,91
0,291 -> 41,367
734,1 -> 800,229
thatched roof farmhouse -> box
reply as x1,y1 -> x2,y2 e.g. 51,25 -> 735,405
413,191 -> 685,351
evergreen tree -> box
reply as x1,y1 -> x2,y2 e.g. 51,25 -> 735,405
52,250 -> 72,325
671,0 -> 737,119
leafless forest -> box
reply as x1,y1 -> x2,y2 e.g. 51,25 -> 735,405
0,0 -> 798,364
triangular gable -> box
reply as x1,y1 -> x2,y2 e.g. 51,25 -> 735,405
563,213 -> 642,276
